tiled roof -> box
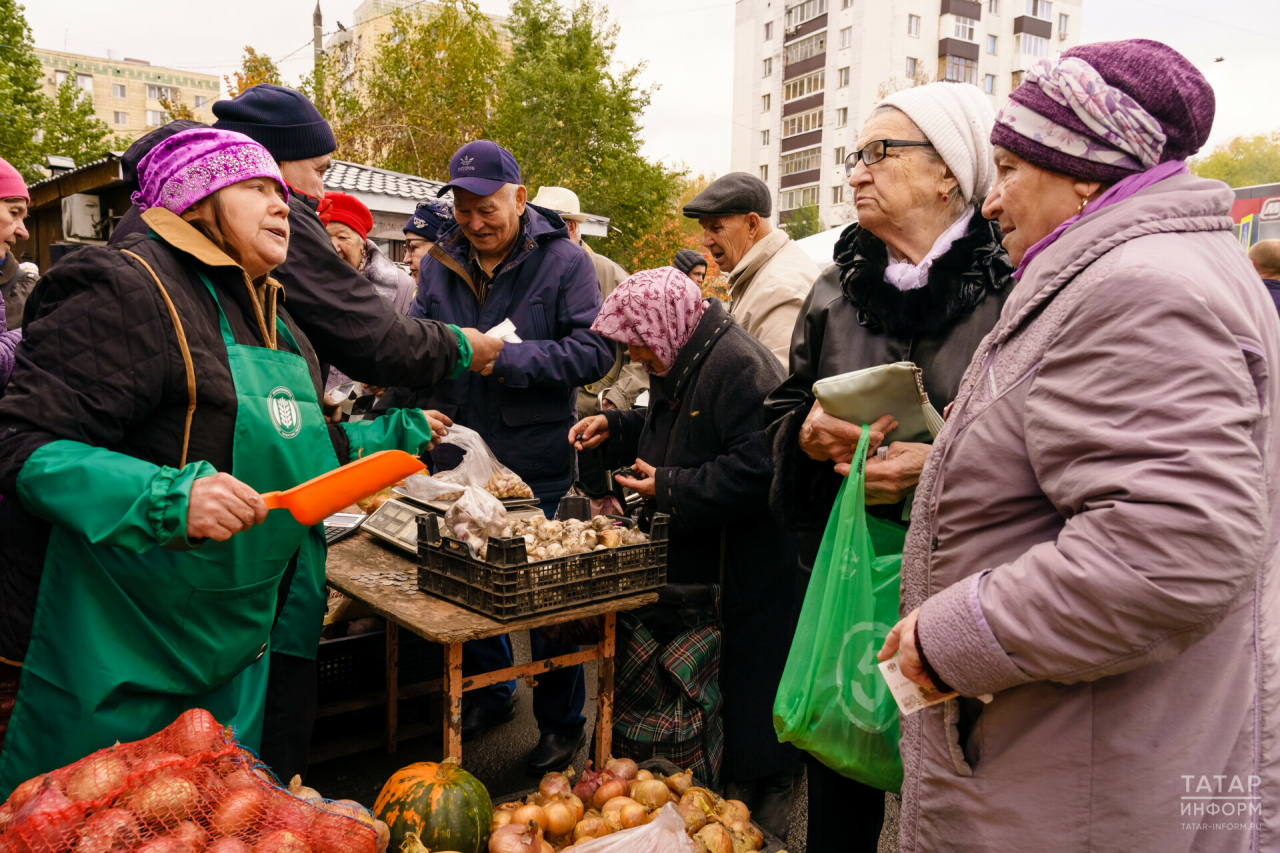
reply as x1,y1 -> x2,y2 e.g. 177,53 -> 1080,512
323,160 -> 446,202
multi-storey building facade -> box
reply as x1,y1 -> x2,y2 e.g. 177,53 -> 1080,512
732,0 -> 1084,228
36,50 -> 222,144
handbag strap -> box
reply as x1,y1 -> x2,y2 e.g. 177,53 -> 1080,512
119,250 -> 197,468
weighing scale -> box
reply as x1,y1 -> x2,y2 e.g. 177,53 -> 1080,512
363,492 -> 543,555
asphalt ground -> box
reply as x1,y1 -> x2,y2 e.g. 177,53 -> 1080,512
305,630 -> 900,852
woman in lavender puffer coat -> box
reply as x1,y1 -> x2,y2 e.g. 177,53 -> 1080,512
879,41 -> 1280,853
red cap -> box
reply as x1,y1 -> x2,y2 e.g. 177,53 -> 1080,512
320,191 -> 372,243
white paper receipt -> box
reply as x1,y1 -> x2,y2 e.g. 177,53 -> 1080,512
484,318 -> 523,344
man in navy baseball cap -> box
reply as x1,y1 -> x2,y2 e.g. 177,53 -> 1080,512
406,139 -> 614,773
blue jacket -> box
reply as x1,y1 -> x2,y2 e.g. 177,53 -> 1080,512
408,204 -> 613,498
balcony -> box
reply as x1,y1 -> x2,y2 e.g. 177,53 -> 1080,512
939,0 -> 982,17
937,38 -> 979,60
1013,14 -> 1052,37
785,13 -> 827,43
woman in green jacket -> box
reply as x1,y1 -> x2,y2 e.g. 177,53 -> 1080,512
0,128 -> 445,796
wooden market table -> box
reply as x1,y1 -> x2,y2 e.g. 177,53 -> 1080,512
324,532 -> 658,767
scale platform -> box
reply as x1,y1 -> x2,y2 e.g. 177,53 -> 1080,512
364,493 -> 545,555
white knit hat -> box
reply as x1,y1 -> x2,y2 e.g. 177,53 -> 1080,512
878,82 -> 996,203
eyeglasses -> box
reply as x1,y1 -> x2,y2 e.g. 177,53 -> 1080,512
844,139 -> 935,175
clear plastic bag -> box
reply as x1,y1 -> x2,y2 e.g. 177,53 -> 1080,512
444,485 -> 509,560
402,424 -> 533,501
567,804 -> 697,853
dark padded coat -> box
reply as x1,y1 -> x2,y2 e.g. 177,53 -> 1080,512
601,300 -> 798,783
764,210 -> 1015,559
0,212 -> 351,664
112,191 -> 461,388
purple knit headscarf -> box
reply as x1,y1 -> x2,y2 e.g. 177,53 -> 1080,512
992,39 -> 1215,184
133,127 -> 288,215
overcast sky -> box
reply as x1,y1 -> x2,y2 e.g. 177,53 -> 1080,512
25,0 -> 1280,178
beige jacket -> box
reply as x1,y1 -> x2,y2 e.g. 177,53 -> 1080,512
726,229 -> 820,364
578,243 -> 648,418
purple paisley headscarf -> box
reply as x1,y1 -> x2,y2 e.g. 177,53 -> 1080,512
590,267 -> 708,377
133,127 -> 288,215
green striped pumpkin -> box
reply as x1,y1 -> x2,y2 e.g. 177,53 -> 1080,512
374,758 -> 492,853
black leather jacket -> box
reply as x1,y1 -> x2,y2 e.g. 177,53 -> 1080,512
764,210 -> 1015,561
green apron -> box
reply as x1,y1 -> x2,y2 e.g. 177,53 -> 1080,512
0,269 -> 338,798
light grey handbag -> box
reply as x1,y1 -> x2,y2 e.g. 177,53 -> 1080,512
812,361 -> 945,444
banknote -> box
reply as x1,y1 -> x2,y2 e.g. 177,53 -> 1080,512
877,656 -> 993,715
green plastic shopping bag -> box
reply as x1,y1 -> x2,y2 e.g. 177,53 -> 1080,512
773,426 -> 907,793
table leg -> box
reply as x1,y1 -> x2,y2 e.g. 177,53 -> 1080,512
445,642 -> 464,761
386,621 -> 399,754
595,612 -> 616,768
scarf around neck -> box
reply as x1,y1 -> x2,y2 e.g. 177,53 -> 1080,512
884,208 -> 976,292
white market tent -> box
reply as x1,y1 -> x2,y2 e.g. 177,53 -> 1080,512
793,225 -> 849,270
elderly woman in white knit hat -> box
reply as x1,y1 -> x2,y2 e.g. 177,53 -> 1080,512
764,81 -> 1014,853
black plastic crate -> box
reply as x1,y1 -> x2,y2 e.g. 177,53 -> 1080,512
316,629 -> 442,705
416,512 -> 669,621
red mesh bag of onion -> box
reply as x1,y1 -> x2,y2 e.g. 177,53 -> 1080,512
0,709 -> 381,853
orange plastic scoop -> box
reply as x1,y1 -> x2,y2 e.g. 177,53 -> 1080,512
261,450 -> 426,526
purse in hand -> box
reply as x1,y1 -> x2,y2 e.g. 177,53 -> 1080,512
812,361 -> 944,444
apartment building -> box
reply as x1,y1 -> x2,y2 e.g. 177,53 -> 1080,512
36,50 -> 221,144
323,0 -> 510,80
731,0 -> 1084,228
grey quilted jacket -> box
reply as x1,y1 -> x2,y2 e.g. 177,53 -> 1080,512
900,173 -> 1280,852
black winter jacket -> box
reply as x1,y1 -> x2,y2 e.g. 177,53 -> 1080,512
764,210 -> 1015,557
112,191 -> 460,388
602,300 -> 798,783
0,211 -> 349,663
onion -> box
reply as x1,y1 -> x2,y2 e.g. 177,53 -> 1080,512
127,775 -> 200,826
491,811 -> 514,831
634,769 -> 654,783
135,840 -> 191,853
696,824 -> 734,853
8,783 -> 86,853
495,802 -> 522,812
716,799 -> 751,825
170,820 -> 211,852
253,830 -> 311,853
170,709 -> 224,757
0,804 -> 13,834
728,820 -> 763,850
286,777 -> 322,803
133,754 -> 189,779
308,810 -> 375,853
221,770 -> 261,792
262,800 -> 312,835
487,821 -> 542,853
680,788 -> 716,816
7,776 -> 64,813
598,797 -> 636,833
675,802 -> 707,834
509,805 -> 547,833
663,769 -> 694,798
560,794 -> 584,824
603,758 -> 637,782
321,801 -> 374,828
571,816 -> 609,843
66,754 -> 129,803
619,803 -> 647,829
590,776 -> 627,811
570,762 -> 603,804
541,799 -> 575,838
210,788 -> 266,839
371,820 -> 390,853
191,768 -> 227,804
206,840 -> 252,853
631,780 -> 670,810
74,808 -> 140,853
537,772 -> 571,801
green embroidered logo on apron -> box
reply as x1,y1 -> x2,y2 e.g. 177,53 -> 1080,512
268,386 -> 301,439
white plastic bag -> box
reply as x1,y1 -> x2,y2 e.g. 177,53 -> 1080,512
567,804 -> 697,853
444,485 -> 509,560
402,423 -> 533,501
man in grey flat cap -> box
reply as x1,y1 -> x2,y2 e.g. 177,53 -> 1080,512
683,172 -> 820,364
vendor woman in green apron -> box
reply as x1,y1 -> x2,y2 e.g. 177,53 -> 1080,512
0,128 -> 438,797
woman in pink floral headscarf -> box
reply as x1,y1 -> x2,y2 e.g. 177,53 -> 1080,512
570,266 -> 801,828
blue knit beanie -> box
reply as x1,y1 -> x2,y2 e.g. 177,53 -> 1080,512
212,84 -> 336,162
404,200 -> 452,242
